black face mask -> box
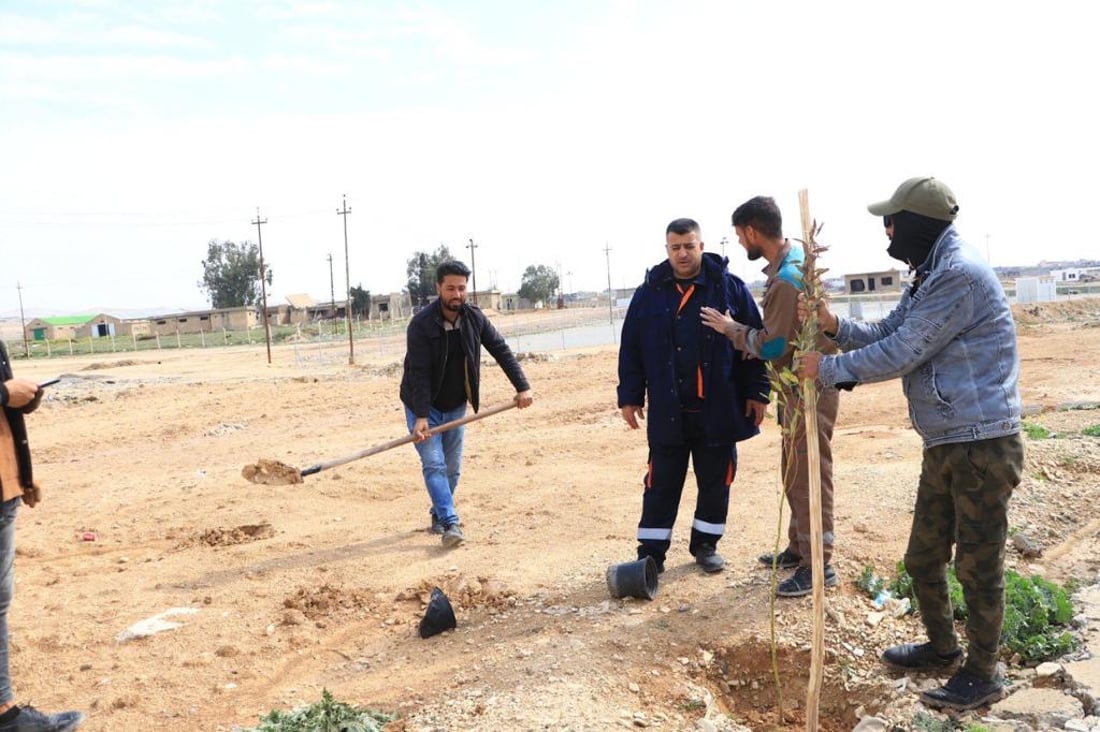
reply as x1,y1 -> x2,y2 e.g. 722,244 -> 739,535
886,211 -> 951,270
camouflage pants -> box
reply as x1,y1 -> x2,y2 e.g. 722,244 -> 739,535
904,432 -> 1025,680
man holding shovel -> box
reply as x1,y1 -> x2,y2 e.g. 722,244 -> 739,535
0,341 -> 85,732
798,177 -> 1023,711
400,260 -> 533,548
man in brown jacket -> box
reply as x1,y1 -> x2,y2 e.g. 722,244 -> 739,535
0,340 -> 85,731
701,196 -> 841,597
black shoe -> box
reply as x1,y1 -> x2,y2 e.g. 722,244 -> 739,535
428,511 -> 444,535
758,548 -> 801,569
694,544 -> 725,574
881,642 -> 963,671
441,523 -> 465,548
0,705 -> 84,731
920,668 -> 1004,711
776,565 -> 837,597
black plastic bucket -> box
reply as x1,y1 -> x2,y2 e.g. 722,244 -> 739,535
606,556 -> 659,600
418,587 -> 457,638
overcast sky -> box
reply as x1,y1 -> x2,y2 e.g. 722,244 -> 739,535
2,1 -> 1097,316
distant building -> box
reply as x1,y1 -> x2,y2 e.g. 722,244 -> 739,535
24,313 -> 124,341
149,306 -> 258,335
844,270 -> 906,295
1016,276 -> 1057,303
74,313 -> 123,339
467,288 -> 503,311
1050,268 -> 1086,283
25,315 -> 95,341
501,293 -> 534,311
370,292 -> 410,321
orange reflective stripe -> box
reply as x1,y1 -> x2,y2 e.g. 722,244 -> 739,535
675,283 -> 695,314
645,460 -> 653,489
725,457 -> 734,485
696,365 -> 704,399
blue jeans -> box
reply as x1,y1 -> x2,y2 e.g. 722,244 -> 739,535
0,498 -> 18,705
405,405 -> 466,527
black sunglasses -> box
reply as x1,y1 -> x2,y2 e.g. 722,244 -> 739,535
883,216 -> 893,228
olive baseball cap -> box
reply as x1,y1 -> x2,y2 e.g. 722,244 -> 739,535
867,177 -> 959,221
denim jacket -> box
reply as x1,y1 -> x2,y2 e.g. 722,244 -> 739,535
818,226 -> 1020,447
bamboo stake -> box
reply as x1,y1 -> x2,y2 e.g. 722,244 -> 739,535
798,188 -> 825,732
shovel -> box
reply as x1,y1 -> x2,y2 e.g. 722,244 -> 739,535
241,401 -> 518,485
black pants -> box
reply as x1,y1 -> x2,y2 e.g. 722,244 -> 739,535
636,411 -> 737,564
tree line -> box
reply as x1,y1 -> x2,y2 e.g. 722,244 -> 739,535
199,240 -> 561,313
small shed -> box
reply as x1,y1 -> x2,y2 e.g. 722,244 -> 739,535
74,313 -> 123,339
25,315 -> 95,341
844,270 -> 905,295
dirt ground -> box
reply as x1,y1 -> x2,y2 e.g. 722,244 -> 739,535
8,300 -> 1100,731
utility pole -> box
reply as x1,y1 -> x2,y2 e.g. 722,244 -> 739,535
251,209 -> 272,364
337,195 -> 354,365
720,236 -> 728,258
604,242 -> 614,330
16,281 -> 29,358
327,253 -> 336,321
985,233 -> 991,264
466,238 -> 479,305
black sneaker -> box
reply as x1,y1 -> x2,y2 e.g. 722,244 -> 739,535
428,511 -> 444,535
0,705 -> 84,731
694,544 -> 725,573
776,565 -> 838,597
758,548 -> 801,569
881,642 -> 963,671
441,523 -> 464,548
920,668 -> 1004,711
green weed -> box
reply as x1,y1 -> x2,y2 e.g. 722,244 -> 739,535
888,565 -> 1077,663
241,689 -> 394,732
856,565 -> 886,598
1022,422 -> 1052,439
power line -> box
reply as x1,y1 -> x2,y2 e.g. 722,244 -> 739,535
337,195 -> 355,366
327,253 -> 336,320
467,237 -> 479,305
252,209 -> 272,365
16,281 -> 29,358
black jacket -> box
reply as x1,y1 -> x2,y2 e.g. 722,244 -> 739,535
400,300 -> 530,417
617,252 -> 770,448
0,340 -> 37,490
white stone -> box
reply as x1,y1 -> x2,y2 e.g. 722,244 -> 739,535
1035,661 -> 1062,678
851,717 -> 888,732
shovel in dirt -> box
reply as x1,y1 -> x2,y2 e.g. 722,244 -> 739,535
241,401 -> 518,485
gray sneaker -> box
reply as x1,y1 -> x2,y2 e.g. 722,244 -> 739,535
441,524 -> 465,548
0,705 -> 84,732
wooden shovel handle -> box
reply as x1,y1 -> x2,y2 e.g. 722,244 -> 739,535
299,401 -> 518,477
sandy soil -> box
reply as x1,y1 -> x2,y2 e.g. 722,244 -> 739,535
7,300 -> 1100,731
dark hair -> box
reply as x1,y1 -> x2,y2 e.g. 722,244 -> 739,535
731,196 -> 783,239
665,218 -> 700,236
436,259 -> 471,283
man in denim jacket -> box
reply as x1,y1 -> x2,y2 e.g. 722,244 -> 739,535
800,177 -> 1024,712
